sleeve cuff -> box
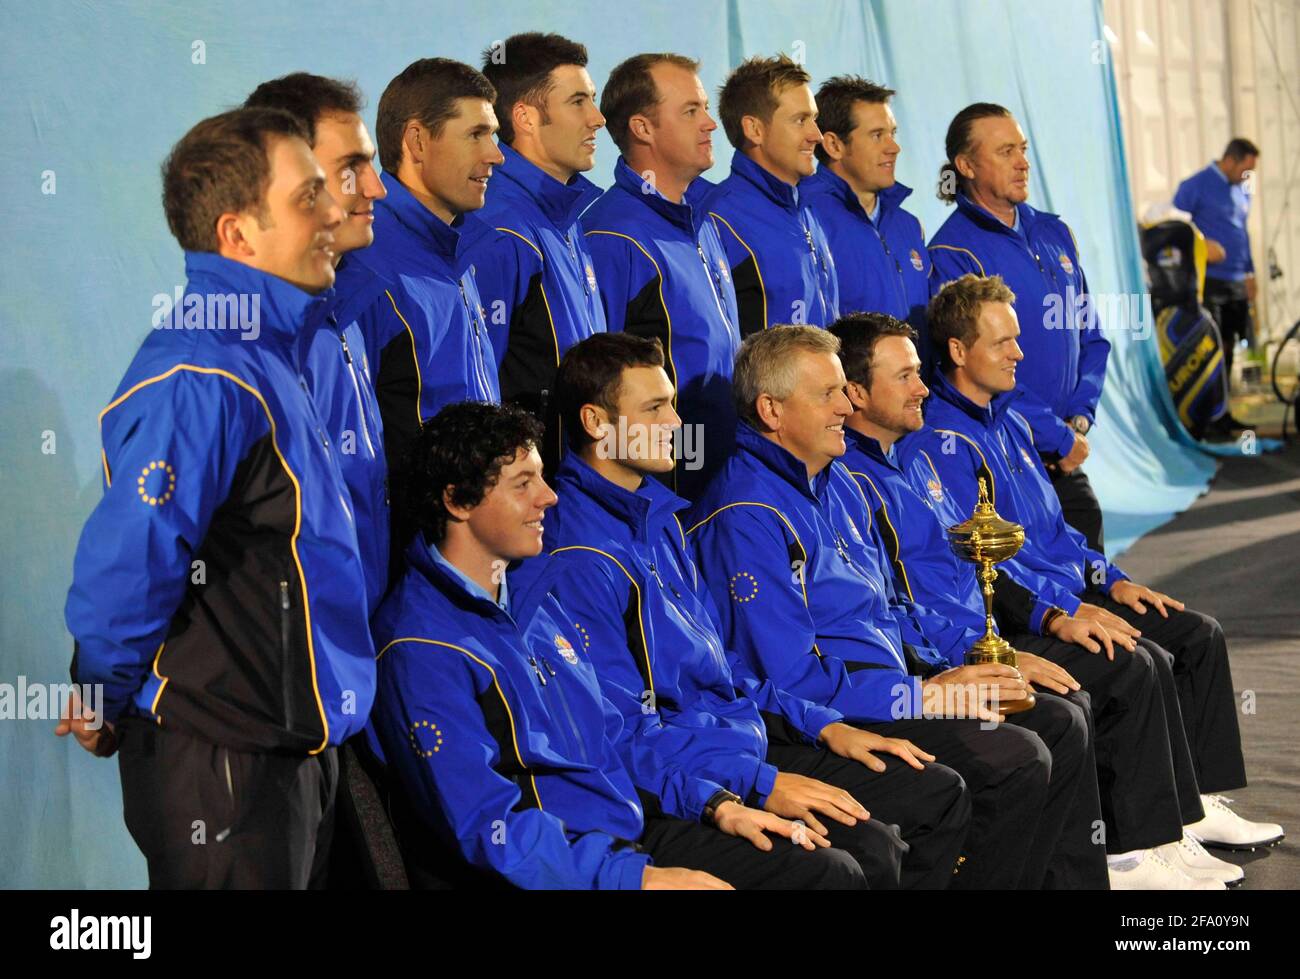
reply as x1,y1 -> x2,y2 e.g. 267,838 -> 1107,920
752,762 -> 779,809
603,850 -> 653,891
803,706 -> 844,745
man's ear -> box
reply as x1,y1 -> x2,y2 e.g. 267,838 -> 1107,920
402,121 -> 427,166
628,111 -> 654,148
947,336 -> 968,369
741,114 -> 764,150
215,211 -> 255,257
844,379 -> 870,411
512,100 -> 540,141
821,130 -> 846,163
442,484 -> 473,524
955,152 -> 976,181
579,402 -> 611,444
753,392 -> 781,431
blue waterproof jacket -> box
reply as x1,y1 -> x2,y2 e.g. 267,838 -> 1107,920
911,373 -> 1130,612
584,159 -> 743,499
687,423 -> 953,724
66,253 -> 375,753
368,536 -> 651,890
706,151 -> 840,332
469,144 -> 606,444
803,171 -> 933,366
348,172 -> 500,468
512,451 -> 845,820
301,254 -> 391,614
928,194 -> 1109,456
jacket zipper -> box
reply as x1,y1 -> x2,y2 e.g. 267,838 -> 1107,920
459,282 -> 494,397
280,578 -> 296,731
338,331 -> 376,457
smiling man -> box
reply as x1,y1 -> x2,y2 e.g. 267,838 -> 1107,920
582,53 -> 742,499
928,103 -> 1109,553
244,73 -> 392,615
61,108 -> 375,888
706,55 -> 840,333
469,33 -> 609,475
912,274 -> 1282,862
803,77 -> 934,374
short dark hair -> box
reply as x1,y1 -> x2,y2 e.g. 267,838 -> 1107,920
813,75 -> 895,166
718,54 -> 811,151
375,58 -> 496,173
481,32 -> 588,146
828,312 -> 916,389
601,52 -> 701,155
938,102 -> 1012,203
243,72 -> 363,145
1224,137 -> 1260,160
927,274 -> 1017,371
395,401 -> 544,545
160,107 -> 309,253
555,333 -> 666,449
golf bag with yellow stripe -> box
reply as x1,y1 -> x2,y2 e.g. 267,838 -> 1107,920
1141,219 -> 1229,438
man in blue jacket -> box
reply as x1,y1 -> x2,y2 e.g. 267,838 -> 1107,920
60,108 -> 375,888
831,310 -> 1246,888
349,58 -> 503,495
803,76 -> 934,372
1174,137 -> 1260,433
244,73 -> 393,616
368,400 -> 867,889
707,55 -> 839,333
514,332 -> 970,887
472,33 -> 608,472
690,326 -> 1097,889
913,274 -> 1283,856
928,103 -> 1107,552
584,53 -> 743,499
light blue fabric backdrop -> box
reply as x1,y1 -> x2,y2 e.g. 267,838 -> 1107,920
0,0 -> 1215,888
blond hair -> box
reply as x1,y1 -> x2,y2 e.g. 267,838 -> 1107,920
733,325 -> 841,425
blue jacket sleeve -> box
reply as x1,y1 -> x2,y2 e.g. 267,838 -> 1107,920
468,230 -> 536,371
585,230 -> 658,335
1064,234 -> 1111,423
540,551 -> 769,819
690,506 -> 922,725
1172,176 -> 1199,215
374,639 -> 650,890
693,571 -> 844,743
65,370 -> 256,722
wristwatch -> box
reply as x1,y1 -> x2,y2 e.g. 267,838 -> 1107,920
702,789 -> 743,827
1070,415 -> 1091,435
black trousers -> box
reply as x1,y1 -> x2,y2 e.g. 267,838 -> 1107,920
640,814 -> 869,890
1048,466 -> 1105,554
852,716 -> 1048,889
116,718 -> 338,889
1204,276 -> 1253,379
1015,632 -> 1188,852
1088,592 -> 1247,794
765,743 -> 969,889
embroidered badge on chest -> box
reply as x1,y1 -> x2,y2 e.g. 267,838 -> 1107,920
927,477 -> 944,503
910,248 -> 924,271
555,633 -> 580,665
585,263 -> 598,293
1058,253 -> 1075,275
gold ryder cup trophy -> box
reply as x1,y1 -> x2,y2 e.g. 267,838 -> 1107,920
945,478 -> 1035,714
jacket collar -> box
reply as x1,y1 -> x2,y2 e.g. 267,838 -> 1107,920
613,157 -> 712,237
804,167 -> 913,222
376,170 -> 489,266
954,191 -> 1056,238
843,425 -> 897,471
405,533 -> 511,619
182,251 -> 323,345
734,421 -> 832,502
555,449 -> 689,544
927,370 -> 1023,429
729,150 -> 801,213
496,142 -> 602,229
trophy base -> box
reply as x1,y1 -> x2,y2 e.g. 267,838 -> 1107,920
964,637 -> 1036,714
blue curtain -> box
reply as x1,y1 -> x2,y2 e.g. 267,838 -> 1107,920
0,0 -> 1214,887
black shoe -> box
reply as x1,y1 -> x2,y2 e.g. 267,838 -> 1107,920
1203,414 -> 1247,439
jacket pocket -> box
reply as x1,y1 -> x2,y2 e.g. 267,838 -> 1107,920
279,575 -> 295,732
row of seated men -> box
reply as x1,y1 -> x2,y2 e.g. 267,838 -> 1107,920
60,34 -> 1281,889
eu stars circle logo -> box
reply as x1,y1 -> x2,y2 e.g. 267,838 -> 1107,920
409,719 -> 444,758
136,460 -> 176,507
729,571 -> 759,603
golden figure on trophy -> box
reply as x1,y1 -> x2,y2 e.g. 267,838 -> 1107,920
945,477 -> 1035,714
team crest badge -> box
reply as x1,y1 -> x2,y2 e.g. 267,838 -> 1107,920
1021,447 -> 1034,467
717,257 -> 731,282
927,478 -> 944,503
846,519 -> 863,543
585,263 -> 598,293
554,633 -> 579,665
1058,253 -> 1075,275
910,248 -> 924,271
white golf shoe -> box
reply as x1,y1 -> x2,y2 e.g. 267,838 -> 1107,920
1156,833 -> 1245,886
1187,795 -> 1285,851
1108,849 -> 1227,890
